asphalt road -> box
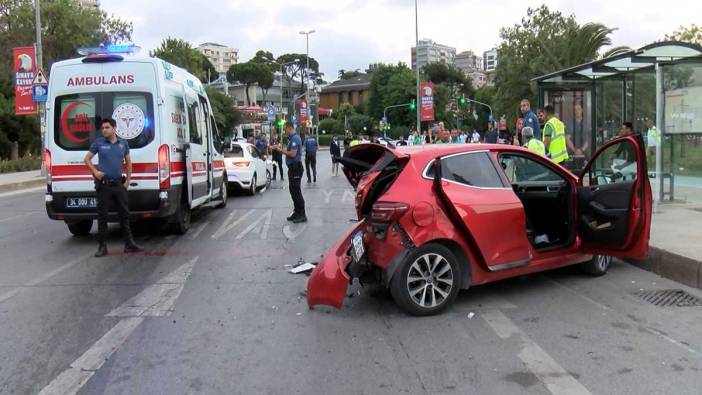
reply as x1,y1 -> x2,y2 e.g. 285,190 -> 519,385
1,154 -> 701,395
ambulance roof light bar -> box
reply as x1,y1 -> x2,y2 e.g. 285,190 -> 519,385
77,44 -> 141,56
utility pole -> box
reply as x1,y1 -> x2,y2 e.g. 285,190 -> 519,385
34,0 -> 45,175
414,0 -> 420,134
299,30 -> 315,140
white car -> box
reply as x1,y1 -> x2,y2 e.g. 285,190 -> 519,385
224,142 -> 274,195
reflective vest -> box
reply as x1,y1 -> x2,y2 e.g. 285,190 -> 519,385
525,138 -> 546,155
545,117 -> 568,164
350,139 -> 360,147
648,126 -> 660,146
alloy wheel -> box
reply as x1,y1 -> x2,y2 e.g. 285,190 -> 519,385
406,253 -> 454,308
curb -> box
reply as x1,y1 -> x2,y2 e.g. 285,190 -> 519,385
627,247 -> 702,290
0,178 -> 46,194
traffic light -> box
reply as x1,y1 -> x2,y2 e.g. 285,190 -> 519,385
408,100 -> 416,111
459,96 -> 466,106
276,118 -> 285,129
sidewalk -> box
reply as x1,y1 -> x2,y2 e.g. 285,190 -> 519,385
629,201 -> 702,290
0,170 -> 44,193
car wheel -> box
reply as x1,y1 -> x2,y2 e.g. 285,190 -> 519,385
265,170 -> 272,189
247,174 -> 257,196
66,220 -> 93,236
216,177 -> 227,209
390,243 -> 460,316
580,255 -> 612,277
172,200 -> 191,235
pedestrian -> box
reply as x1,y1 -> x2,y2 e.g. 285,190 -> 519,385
537,108 -> 546,131
435,129 -> 450,144
646,119 -> 660,157
484,122 -> 498,144
270,131 -> 284,181
566,101 -> 591,157
303,132 -> 318,183
412,130 -> 422,145
330,135 -> 341,176
520,99 -> 542,140
255,133 -> 268,157
471,129 -> 480,144
522,126 -> 545,155
542,105 -> 569,165
396,135 -> 408,146
83,118 -> 143,257
272,121 -> 306,223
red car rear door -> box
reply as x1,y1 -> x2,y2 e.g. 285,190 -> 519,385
432,151 -> 533,270
577,134 -> 652,259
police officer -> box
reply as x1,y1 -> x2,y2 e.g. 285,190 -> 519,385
303,132 -> 318,183
84,118 -> 143,257
273,121 -> 306,223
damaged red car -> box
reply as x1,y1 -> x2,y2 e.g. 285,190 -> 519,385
307,135 -> 652,315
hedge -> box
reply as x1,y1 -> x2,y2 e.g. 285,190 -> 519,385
0,158 -> 41,174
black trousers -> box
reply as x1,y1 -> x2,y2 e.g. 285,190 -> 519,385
272,156 -> 284,180
96,181 -> 130,242
305,152 -> 317,181
287,162 -> 305,217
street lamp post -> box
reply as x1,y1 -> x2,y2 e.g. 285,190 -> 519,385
299,30 -> 316,128
414,0 -> 420,134
464,97 -> 493,119
276,59 -> 299,121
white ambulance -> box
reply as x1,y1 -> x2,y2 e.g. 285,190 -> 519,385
43,45 -> 228,235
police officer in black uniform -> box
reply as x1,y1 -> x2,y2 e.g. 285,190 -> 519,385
84,118 -> 144,257
272,121 -> 306,223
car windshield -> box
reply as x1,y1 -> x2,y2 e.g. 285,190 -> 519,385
224,144 -> 244,158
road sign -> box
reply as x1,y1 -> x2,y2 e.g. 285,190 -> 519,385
292,115 -> 298,126
32,69 -> 48,85
267,106 -> 275,122
32,84 -> 48,102
381,116 -> 387,123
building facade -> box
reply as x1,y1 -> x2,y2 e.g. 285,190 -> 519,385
455,50 -> 483,74
411,39 -> 456,70
197,43 -> 239,76
483,48 -> 498,71
466,70 -> 488,88
319,74 -> 371,111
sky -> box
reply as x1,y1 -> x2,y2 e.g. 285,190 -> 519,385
100,0 -> 701,80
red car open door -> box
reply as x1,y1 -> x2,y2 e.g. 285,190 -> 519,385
577,134 -> 652,259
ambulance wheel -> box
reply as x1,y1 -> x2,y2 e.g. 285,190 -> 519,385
66,220 -> 93,236
216,178 -> 228,209
172,202 -> 191,235
247,174 -> 257,196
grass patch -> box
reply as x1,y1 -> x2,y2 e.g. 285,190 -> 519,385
0,158 -> 41,174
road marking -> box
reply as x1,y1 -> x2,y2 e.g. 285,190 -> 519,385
37,317 -> 144,395
481,310 -> 592,395
0,186 -> 44,198
322,189 -> 334,204
282,222 -> 307,240
107,257 -> 197,317
341,189 -> 355,204
211,209 -> 255,239
235,209 -> 272,240
190,220 -> 210,239
38,257 -> 198,395
0,252 -> 93,305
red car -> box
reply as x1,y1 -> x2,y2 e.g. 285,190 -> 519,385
307,135 -> 652,315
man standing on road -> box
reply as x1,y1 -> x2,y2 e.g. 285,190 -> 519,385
270,131 -> 283,181
484,122 -> 498,144
646,119 -> 660,158
84,118 -> 143,257
543,105 -> 569,165
520,99 -> 541,140
330,135 -> 341,176
303,132 -> 318,183
273,121 -> 306,223
472,129 -> 480,144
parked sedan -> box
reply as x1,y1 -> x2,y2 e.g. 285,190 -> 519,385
224,142 -> 273,195
307,135 -> 652,315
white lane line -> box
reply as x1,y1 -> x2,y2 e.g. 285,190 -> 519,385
37,317 -> 144,395
481,310 -> 592,395
190,220 -> 210,239
235,209 -> 272,240
211,209 -> 256,239
0,186 -> 44,198
0,252 -> 93,305
107,257 -> 197,317
0,211 -> 36,223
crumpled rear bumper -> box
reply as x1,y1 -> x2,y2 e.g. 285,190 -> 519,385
307,220 -> 365,309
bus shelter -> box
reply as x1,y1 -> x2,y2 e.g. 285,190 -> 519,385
533,41 -> 702,204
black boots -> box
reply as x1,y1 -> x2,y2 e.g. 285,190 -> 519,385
95,241 -> 108,258
123,224 -> 143,253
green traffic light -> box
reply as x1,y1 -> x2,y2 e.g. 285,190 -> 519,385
459,97 -> 466,105
409,101 -> 416,110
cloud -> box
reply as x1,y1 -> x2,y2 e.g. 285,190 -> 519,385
100,0 -> 701,80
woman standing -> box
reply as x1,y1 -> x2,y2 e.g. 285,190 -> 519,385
330,135 -> 341,176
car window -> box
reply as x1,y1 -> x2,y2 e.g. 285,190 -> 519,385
224,144 -> 244,158
425,152 -> 505,188
586,140 -> 638,186
499,154 -> 564,183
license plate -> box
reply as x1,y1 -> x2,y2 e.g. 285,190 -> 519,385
351,231 -> 365,262
66,197 -> 96,208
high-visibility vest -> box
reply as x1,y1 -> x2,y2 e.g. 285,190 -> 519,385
350,139 -> 360,147
545,117 -> 568,163
525,138 -> 546,155
648,126 -> 660,145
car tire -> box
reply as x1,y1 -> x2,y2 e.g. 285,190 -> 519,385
390,243 -> 461,316
172,199 -> 191,235
67,220 -> 93,236
580,255 -> 612,277
265,170 -> 272,189
216,177 -> 228,209
247,174 -> 257,196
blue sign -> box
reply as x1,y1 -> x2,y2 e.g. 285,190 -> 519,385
267,106 -> 275,122
32,84 -> 48,102
381,116 -> 387,123
292,115 -> 298,125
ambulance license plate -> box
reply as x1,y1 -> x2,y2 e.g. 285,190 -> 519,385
351,231 -> 365,263
66,197 -> 96,208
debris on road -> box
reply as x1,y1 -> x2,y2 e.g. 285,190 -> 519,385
467,312 -> 476,319
288,258 -> 317,274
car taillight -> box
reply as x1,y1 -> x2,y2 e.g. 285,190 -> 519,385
371,202 -> 409,222
43,149 -> 52,184
233,161 -> 251,168
158,144 -> 170,189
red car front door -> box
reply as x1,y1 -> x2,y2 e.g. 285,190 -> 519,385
577,134 -> 652,259
432,151 -> 533,270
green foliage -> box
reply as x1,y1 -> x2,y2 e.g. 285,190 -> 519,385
317,134 -> 334,146
423,62 -> 472,95
276,53 -> 320,92
666,24 -> 702,45
226,61 -> 273,105
151,38 -> 215,82
368,63 -> 416,127
347,114 -> 373,134
0,157 -> 41,173
205,87 -> 241,137
493,5 -> 615,126
338,69 -> 362,80
318,118 -> 344,135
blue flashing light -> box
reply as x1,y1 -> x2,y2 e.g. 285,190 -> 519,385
143,117 -> 150,128
78,44 -> 141,56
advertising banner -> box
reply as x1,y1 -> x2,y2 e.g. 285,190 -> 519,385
298,99 -> 309,123
420,82 -> 434,121
13,46 -> 37,115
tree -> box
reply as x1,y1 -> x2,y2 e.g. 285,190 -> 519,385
666,24 -> 702,45
318,118 -> 344,135
368,63 -> 416,127
493,5 -> 615,126
276,53 -> 319,93
205,86 -> 241,136
251,50 -> 275,64
338,69 -> 362,80
226,61 -> 273,106
150,37 -> 213,82
347,114 -> 373,134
